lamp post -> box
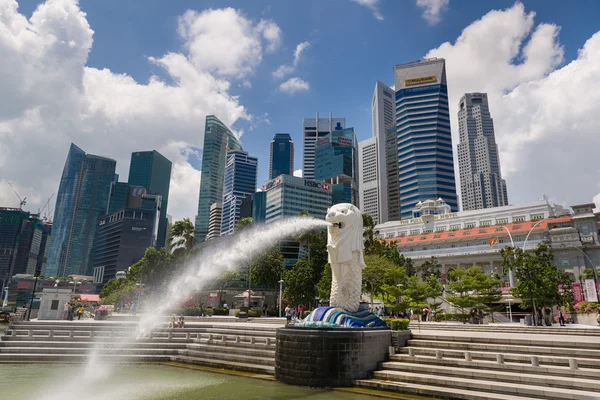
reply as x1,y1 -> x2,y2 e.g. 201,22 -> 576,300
70,281 -> 82,294
26,271 -> 40,321
278,280 -> 284,318
519,220 -> 544,326
501,226 -> 515,287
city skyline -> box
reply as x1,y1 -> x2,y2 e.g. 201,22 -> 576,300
2,1 -> 600,223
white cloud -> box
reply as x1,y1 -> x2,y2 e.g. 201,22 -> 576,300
0,0 -> 275,223
416,0 -> 449,25
424,2 -> 600,207
239,79 -> 252,88
293,169 -> 303,178
279,77 -> 310,94
178,8 -> 281,79
351,0 -> 383,21
272,41 -> 310,80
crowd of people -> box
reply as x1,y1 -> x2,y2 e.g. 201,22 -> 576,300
62,301 -> 88,321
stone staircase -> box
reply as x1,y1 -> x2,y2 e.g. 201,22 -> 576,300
0,320 -> 277,375
356,328 -> 600,399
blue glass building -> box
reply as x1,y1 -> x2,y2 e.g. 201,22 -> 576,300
269,133 -> 294,179
196,116 -> 243,242
46,144 -> 116,277
393,58 -> 458,219
220,150 -> 258,236
314,127 -> 359,206
127,150 -> 172,248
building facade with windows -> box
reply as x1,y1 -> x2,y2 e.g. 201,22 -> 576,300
302,113 -> 345,180
371,81 -> 395,223
314,127 -> 359,206
457,93 -> 508,211
220,150 -> 258,236
269,133 -> 294,179
252,191 -> 267,224
46,144 -> 116,277
374,199 -> 599,286
359,136 -> 380,223
264,175 -> 332,223
206,202 -> 223,241
195,116 -> 243,242
127,150 -> 172,248
393,58 -> 458,219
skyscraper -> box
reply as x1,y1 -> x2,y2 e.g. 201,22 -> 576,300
47,144 -> 116,277
393,58 -> 458,219
302,113 -> 345,179
196,116 -> 242,242
458,93 -> 509,210
314,127 -> 359,206
127,150 -> 172,248
206,203 -> 223,241
269,133 -> 294,179
220,150 -> 258,236
252,191 -> 267,224
359,137 -> 380,223
370,81 -> 395,223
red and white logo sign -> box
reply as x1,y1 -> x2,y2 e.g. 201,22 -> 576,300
275,177 -> 281,185
321,183 -> 330,190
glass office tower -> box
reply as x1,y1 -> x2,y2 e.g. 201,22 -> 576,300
220,150 -> 258,236
269,133 -> 294,179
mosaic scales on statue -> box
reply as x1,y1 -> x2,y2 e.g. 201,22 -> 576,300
296,203 -> 387,328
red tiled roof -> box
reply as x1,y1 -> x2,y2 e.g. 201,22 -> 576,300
383,215 -> 573,245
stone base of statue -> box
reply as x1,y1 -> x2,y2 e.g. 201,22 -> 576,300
294,305 -> 388,328
275,326 -> 390,387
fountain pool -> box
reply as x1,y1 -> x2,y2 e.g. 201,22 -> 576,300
0,363 -> 378,400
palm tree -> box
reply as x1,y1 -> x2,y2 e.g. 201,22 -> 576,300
167,217 -> 197,252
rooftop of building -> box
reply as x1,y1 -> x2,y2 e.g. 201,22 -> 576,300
383,215 -> 574,246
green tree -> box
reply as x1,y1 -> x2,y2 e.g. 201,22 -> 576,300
445,266 -> 502,314
317,263 -> 332,300
404,257 -> 416,277
362,213 -> 377,255
211,270 -> 242,307
127,247 -> 173,289
236,217 -> 254,232
283,259 -> 317,306
417,257 -> 442,280
362,255 -> 394,306
383,274 -> 442,313
582,268 -> 596,280
250,248 -> 284,289
167,217 -> 196,252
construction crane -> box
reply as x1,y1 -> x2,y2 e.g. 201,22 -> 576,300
7,182 -> 26,210
38,194 -> 55,221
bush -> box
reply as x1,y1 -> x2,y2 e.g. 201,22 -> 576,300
234,309 -> 240,317
388,318 -> 409,331
267,310 -> 278,317
577,301 -> 599,313
212,307 -> 229,315
248,309 -> 262,317
436,312 -> 469,322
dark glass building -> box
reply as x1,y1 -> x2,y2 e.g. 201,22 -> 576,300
196,116 -> 242,242
269,133 -> 294,179
393,58 -> 458,219
127,150 -> 172,249
47,144 -> 116,277
252,191 -> 266,224
221,150 -> 258,236
107,182 -> 129,214
314,127 -> 359,206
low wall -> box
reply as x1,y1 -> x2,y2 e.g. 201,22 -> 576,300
275,327 -> 390,387
574,313 -> 600,327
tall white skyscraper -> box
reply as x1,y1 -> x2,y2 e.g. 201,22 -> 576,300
457,93 -> 508,210
302,113 -> 345,179
359,136 -> 380,223
370,81 -> 395,223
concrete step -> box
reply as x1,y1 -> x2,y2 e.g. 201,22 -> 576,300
186,343 -> 275,357
407,339 -> 600,358
172,355 -> 274,375
371,369 -> 600,400
0,340 -> 189,349
397,347 -> 600,369
411,333 -> 600,350
409,325 -> 600,336
389,354 -> 600,380
355,379 -> 536,400
380,360 -> 600,392
178,349 -> 275,366
0,346 -> 181,356
0,353 -> 170,362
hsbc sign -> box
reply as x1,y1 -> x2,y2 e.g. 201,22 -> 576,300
304,180 -> 330,190
321,183 -> 330,190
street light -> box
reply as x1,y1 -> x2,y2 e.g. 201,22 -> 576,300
278,280 -> 284,318
69,281 -> 81,294
500,226 -> 515,287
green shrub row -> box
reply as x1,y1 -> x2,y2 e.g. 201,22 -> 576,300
381,318 -> 410,330
435,313 -> 469,322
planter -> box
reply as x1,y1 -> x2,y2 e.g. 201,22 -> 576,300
574,313 -> 600,327
391,330 -> 411,348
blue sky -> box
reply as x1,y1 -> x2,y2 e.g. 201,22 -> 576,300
3,0 -> 600,220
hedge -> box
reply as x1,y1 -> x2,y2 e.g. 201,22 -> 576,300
211,307 -> 229,315
381,318 -> 409,330
233,309 -> 263,317
436,313 -> 469,322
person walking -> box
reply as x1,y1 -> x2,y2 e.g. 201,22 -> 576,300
478,309 -> 484,324
130,302 -> 137,317
62,302 -> 70,320
543,306 -> 553,326
77,305 -> 84,320
284,305 -> 292,326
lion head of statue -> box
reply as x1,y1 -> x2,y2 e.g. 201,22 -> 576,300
325,203 -> 365,266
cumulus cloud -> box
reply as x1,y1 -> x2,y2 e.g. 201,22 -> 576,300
351,0 -> 383,21
425,2 -> 600,207
416,0 -> 449,25
0,0 -> 277,222
272,41 -> 310,80
293,169 -> 303,178
178,7 -> 281,79
279,77 -> 310,94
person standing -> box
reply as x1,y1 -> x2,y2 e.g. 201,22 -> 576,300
557,306 -> 566,327
62,302 -> 70,320
77,305 -> 84,320
130,302 -> 137,317
470,308 -> 476,324
284,305 -> 292,326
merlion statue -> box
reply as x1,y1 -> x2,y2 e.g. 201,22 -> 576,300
326,203 -> 366,313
